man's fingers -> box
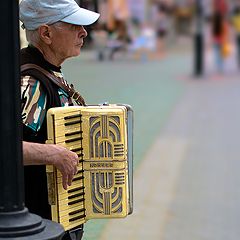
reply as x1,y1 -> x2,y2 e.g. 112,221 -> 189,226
73,156 -> 78,167
59,151 -> 79,190
62,175 -> 68,190
74,166 -> 78,175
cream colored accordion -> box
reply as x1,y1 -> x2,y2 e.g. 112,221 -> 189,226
46,104 -> 133,230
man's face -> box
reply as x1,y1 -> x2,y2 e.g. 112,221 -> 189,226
50,22 -> 87,60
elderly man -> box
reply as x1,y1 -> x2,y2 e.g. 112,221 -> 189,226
19,0 -> 99,239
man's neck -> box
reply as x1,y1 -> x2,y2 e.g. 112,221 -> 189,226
32,43 -> 63,67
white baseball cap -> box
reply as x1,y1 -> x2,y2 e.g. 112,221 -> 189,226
19,0 -> 100,30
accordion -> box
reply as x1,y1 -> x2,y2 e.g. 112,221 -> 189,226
46,104 -> 133,230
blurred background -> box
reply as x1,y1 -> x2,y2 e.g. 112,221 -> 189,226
20,0 -> 240,239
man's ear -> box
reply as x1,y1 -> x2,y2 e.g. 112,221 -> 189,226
38,25 -> 52,44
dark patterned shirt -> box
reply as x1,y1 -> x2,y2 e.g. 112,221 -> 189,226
21,61 -> 70,133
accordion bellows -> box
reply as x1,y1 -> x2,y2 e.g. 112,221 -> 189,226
46,104 -> 133,230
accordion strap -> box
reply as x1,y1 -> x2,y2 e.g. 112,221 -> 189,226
21,63 -> 86,106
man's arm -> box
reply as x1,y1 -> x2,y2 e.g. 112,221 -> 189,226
23,141 -> 78,190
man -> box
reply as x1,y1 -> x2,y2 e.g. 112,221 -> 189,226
19,0 -> 100,239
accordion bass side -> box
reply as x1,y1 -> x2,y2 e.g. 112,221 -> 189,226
46,104 -> 133,230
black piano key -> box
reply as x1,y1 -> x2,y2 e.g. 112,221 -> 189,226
64,114 -> 82,120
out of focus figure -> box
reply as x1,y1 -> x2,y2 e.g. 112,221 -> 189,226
210,2 -> 230,73
231,3 -> 240,69
91,23 -> 108,61
130,22 -> 156,61
153,0 -> 170,57
212,0 -> 228,16
105,0 -> 131,60
107,0 -> 129,33
108,20 -> 131,60
174,0 -> 194,36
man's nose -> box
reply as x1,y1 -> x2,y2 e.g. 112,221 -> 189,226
79,26 -> 87,38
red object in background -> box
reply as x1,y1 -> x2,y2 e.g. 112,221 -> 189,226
213,0 -> 228,14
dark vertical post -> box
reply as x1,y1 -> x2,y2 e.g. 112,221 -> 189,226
93,0 -> 99,13
0,0 -> 24,215
0,1 -> 64,239
194,0 -> 204,77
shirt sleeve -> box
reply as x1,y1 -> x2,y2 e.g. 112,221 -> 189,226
21,75 -> 47,133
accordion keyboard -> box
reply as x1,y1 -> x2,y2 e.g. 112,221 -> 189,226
47,110 -> 87,230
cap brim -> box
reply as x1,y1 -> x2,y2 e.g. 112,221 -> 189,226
61,8 -> 100,26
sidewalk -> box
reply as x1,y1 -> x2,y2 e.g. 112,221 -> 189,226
98,72 -> 240,240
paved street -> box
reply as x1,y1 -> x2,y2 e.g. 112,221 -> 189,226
100,74 -> 240,240
63,39 -> 240,240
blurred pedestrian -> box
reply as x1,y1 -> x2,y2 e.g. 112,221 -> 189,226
91,23 -> 108,61
130,22 -> 156,61
213,0 -> 228,15
152,0 -> 170,57
211,9 -> 230,73
231,5 -> 240,68
108,22 -> 132,60
105,0 -> 131,60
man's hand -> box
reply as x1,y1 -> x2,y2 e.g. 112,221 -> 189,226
23,141 -> 79,190
45,144 -> 78,190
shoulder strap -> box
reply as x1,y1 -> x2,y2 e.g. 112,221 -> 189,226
21,63 -> 86,106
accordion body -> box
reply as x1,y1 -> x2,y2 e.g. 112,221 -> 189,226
46,104 -> 133,230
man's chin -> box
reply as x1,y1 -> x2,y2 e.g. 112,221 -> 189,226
71,51 -> 81,58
